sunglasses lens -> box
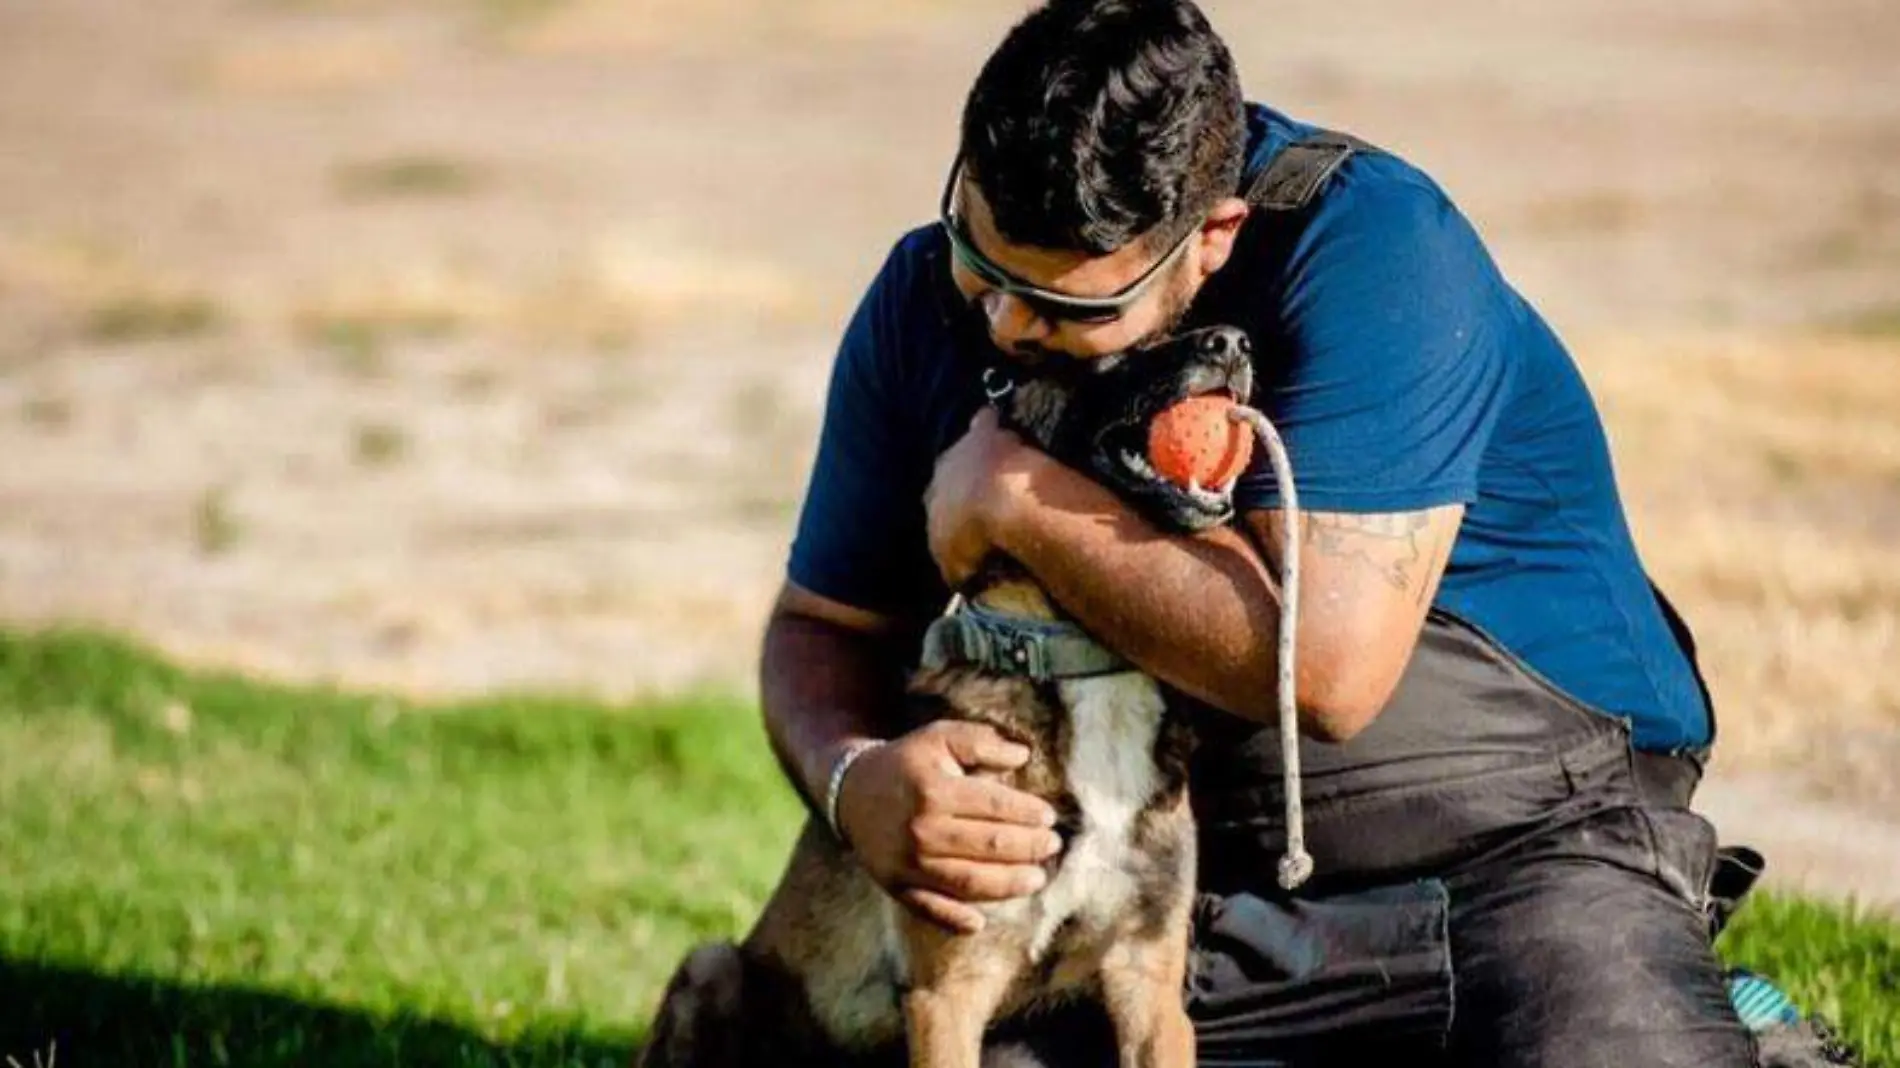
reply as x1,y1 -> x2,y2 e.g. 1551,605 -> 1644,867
945,220 -> 1132,324
1039,299 -> 1123,324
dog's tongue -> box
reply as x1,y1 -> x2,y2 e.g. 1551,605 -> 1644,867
1147,394 -> 1253,489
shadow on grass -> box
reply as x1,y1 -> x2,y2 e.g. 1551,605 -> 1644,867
0,960 -> 638,1068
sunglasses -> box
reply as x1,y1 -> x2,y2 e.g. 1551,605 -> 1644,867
938,159 -> 1199,325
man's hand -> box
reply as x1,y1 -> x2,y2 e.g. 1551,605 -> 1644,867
833,719 -> 1063,934
924,408 -> 1047,588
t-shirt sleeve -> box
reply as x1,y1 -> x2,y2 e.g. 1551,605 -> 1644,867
786,240 -> 936,617
1233,171 -> 1515,515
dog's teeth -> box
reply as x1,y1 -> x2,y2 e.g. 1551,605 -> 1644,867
1182,480 -> 1227,509
1120,449 -> 1157,478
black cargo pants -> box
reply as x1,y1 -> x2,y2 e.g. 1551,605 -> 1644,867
1184,799 -> 1752,1065
1004,613 -> 1757,1067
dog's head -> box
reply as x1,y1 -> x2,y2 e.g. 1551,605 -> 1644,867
992,324 -> 1255,532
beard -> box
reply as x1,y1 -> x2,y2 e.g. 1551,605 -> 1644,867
1131,268 -> 1198,351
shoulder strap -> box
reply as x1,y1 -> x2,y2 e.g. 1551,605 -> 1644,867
1243,129 -> 1375,212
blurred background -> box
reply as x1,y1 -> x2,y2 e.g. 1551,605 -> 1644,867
3,0 -> 1899,940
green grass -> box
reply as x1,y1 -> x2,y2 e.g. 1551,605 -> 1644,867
333,156 -> 483,200
192,487 -> 243,557
0,629 -> 803,1066
0,629 -> 1893,1066
1721,896 -> 1900,1063
1838,304 -> 1900,338
353,421 -> 410,468
82,293 -> 224,344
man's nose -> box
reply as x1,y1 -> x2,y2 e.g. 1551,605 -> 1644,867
982,291 -> 1053,346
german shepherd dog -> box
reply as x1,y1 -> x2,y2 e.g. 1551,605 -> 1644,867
640,325 -> 1256,1068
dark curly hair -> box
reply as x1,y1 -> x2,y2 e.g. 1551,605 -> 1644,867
959,0 -> 1246,256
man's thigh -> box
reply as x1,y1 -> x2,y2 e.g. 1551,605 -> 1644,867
991,806 -> 1756,1068
993,880 -> 1457,1067
1445,806 -> 1756,1068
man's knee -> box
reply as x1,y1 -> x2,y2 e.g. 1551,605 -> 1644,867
1448,853 -> 1756,1068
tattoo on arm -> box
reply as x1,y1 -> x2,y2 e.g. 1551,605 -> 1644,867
1300,511 -> 1433,593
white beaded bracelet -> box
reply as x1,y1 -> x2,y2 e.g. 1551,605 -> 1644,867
823,739 -> 886,844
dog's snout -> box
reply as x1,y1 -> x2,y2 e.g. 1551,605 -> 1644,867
1196,327 -> 1250,366
1191,327 -> 1253,394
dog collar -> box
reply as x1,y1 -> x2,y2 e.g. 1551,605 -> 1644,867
919,601 -> 1131,682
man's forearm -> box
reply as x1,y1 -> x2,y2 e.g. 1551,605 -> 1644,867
761,608 -> 914,807
989,458 -> 1286,725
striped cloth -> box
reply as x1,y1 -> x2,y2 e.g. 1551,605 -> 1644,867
1728,969 -> 1803,1031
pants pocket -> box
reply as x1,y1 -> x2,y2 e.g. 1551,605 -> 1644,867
1186,880 -> 1453,1064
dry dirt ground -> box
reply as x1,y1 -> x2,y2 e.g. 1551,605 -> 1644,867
2,0 -> 1898,902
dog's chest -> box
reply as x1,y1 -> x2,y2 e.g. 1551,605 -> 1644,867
813,673 -> 1179,1050
985,672 -> 1166,957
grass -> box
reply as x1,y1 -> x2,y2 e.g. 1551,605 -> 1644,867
309,320 -> 392,379
334,156 -> 484,200
0,628 -> 1892,1066
1721,897 -> 1900,1061
353,421 -> 410,467
19,393 -> 74,430
82,292 -> 224,344
1583,334 -> 1900,794
296,307 -> 464,350
0,629 -> 802,1066
193,487 -> 243,557
1836,304 -> 1900,338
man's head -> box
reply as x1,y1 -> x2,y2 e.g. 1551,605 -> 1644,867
946,0 -> 1248,362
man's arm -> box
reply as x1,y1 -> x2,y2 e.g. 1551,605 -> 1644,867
1243,501 -> 1463,735
760,582 -> 916,807
762,581 -> 1063,933
926,415 -> 1461,741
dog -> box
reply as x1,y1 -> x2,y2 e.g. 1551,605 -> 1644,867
639,325 -> 1257,1068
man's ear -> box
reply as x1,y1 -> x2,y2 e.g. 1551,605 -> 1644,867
1193,196 -> 1251,279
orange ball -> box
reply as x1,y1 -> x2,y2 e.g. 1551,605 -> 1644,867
1147,394 -> 1253,489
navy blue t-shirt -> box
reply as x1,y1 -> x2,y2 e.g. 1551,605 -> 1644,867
788,103 -> 1712,752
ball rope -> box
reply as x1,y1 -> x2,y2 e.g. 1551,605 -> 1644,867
1228,405 -> 1313,891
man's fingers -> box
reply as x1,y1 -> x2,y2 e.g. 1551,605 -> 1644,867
897,888 -> 987,935
939,777 -> 1058,828
913,816 -> 1063,864
914,856 -> 1049,902
937,721 -> 1032,772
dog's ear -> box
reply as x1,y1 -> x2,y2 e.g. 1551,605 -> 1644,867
638,942 -> 748,1068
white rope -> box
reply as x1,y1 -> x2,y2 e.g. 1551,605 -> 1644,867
1229,406 -> 1313,891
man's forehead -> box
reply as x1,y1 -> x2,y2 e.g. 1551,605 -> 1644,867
957,173 -> 1167,298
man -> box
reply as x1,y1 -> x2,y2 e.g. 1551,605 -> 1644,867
762,0 -> 1758,1063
